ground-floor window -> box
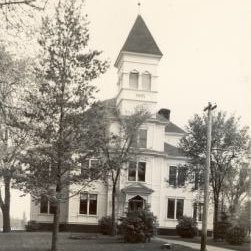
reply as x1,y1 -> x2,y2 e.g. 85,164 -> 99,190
40,195 -> 56,214
167,198 -> 184,219
79,193 -> 97,215
193,202 -> 203,221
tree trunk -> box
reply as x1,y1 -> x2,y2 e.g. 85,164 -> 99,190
51,201 -> 60,251
213,199 -> 219,240
2,207 -> 11,233
2,177 -> 11,233
111,184 -> 116,236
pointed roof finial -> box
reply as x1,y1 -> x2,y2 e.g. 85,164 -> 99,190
138,1 -> 141,15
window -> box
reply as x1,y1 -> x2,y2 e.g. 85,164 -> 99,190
176,199 -> 184,219
138,129 -> 147,148
167,198 -> 184,219
132,129 -> 147,149
193,203 -> 203,221
169,166 -> 177,186
128,162 -> 137,181
79,193 -> 97,215
177,168 -> 186,186
138,162 -> 146,182
169,166 -> 186,187
142,73 -> 151,91
129,72 -> 139,89
81,159 -> 99,179
194,171 -> 204,190
128,161 -> 146,182
167,198 -> 175,219
40,195 -> 56,214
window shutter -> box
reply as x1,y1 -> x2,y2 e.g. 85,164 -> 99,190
169,166 -> 177,186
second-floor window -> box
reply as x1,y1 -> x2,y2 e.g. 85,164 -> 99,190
79,193 -> 97,215
131,129 -> 147,148
40,195 -> 56,214
167,198 -> 184,219
128,161 -> 146,182
129,72 -> 139,89
81,159 -> 99,179
169,166 -> 186,187
194,171 -> 204,190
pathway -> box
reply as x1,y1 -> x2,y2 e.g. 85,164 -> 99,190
155,237 -> 236,251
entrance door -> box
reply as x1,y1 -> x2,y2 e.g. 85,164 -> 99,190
128,195 -> 145,212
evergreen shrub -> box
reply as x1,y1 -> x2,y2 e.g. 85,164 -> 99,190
225,225 -> 247,245
119,207 -> 157,243
98,216 -> 113,235
176,216 -> 198,238
25,220 -> 39,231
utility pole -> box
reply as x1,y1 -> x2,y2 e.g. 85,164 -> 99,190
201,102 -> 217,251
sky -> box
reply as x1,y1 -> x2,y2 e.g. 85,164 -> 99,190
86,0 -> 250,129
7,0 -> 251,220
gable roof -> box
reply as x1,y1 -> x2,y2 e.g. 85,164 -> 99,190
119,15 -> 162,57
165,122 -> 185,134
164,143 -> 184,157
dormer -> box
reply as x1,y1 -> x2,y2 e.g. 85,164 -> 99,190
115,15 -> 163,115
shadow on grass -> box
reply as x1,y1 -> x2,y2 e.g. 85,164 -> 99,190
0,232 -> 197,251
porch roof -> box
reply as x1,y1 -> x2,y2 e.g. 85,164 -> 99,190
121,182 -> 154,195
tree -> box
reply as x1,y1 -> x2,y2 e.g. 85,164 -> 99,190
18,1 -> 108,250
223,162 -> 250,221
180,111 -> 250,239
0,0 -> 49,29
97,103 -> 150,236
0,46 -> 29,232
239,200 -> 251,234
0,0 -> 43,7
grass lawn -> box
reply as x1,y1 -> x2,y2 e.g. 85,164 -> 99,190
161,235 -> 251,251
0,232 -> 196,251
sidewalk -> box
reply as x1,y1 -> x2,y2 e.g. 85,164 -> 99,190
155,237 -> 236,251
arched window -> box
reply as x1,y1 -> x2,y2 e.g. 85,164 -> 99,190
129,71 -> 139,89
142,72 -> 151,91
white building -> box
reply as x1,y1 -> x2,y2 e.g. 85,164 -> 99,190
30,14 -> 213,234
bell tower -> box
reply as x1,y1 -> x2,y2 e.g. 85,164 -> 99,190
115,15 -> 163,115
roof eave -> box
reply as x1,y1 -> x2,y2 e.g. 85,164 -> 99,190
114,50 -> 162,68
